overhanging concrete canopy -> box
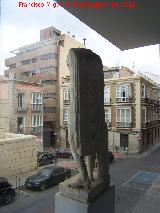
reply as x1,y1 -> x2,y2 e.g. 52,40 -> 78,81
57,0 -> 160,50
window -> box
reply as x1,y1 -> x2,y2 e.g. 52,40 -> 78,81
63,89 -> 70,101
146,108 -> 151,122
63,108 -> 68,125
104,71 -> 119,79
22,70 -> 37,77
43,107 -> 56,113
18,93 -> 24,108
43,93 -> 56,99
39,66 -> 57,74
21,58 -> 37,65
105,110 -> 110,123
40,53 -> 57,60
142,84 -> 145,98
146,87 -> 150,98
142,107 -> 146,123
104,86 -> 110,103
116,108 -> 131,127
22,60 -> 30,65
116,84 -> 131,102
31,115 -> 43,133
41,80 -> 56,85
31,93 -> 42,109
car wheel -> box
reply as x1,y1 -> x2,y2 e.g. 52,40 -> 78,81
5,193 -> 14,204
40,183 -> 47,191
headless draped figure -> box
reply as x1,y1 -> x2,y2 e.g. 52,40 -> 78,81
67,48 -> 110,188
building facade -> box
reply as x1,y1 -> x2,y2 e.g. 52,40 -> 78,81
59,67 -> 160,153
0,76 -> 9,137
5,26 -> 84,149
0,75 -> 43,149
104,67 -> 160,153
57,34 -> 84,148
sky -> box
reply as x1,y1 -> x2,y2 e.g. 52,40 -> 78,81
0,0 -> 160,76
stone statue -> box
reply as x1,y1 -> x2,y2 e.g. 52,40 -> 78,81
67,48 -> 110,189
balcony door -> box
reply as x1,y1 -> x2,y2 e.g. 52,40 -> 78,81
120,134 -> 128,150
17,117 -> 23,133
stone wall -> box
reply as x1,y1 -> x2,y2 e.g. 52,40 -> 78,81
0,133 -> 37,177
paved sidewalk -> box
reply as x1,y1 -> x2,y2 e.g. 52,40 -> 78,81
7,168 -> 40,188
128,142 -> 160,159
113,152 -> 127,159
131,176 -> 160,213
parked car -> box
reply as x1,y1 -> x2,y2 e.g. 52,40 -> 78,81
25,166 -> 71,190
37,152 -> 57,167
0,177 -> 16,205
109,151 -> 114,163
56,148 -> 73,159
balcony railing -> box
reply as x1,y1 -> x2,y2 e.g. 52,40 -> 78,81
117,97 -> 132,103
31,104 -> 43,112
141,121 -> 159,128
32,126 -> 43,133
141,97 -> 150,103
104,98 -> 112,105
116,122 -> 132,128
141,97 -> 157,104
63,121 -> 68,126
17,107 -> 28,112
63,99 -> 70,105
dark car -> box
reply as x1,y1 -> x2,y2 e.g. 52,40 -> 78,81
25,166 -> 71,190
56,148 -> 73,159
0,177 -> 16,205
37,152 -> 57,167
109,151 -> 114,163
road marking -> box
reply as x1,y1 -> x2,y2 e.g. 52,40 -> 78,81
123,170 -> 142,186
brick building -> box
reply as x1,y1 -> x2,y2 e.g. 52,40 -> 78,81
5,26 -> 84,149
0,75 -> 43,149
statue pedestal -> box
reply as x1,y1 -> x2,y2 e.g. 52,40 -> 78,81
55,176 -> 115,213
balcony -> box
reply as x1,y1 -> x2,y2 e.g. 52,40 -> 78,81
16,107 -> 28,113
141,121 -> 159,128
154,100 -> 160,107
32,126 -> 43,134
106,122 -> 111,128
116,122 -> 132,128
31,104 -> 43,113
116,97 -> 132,103
141,97 -> 150,103
104,98 -> 112,106
63,99 -> 70,105
63,121 -> 68,127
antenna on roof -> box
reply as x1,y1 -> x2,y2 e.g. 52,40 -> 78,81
83,38 -> 86,45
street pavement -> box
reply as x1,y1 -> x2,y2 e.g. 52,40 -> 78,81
1,143 -> 160,213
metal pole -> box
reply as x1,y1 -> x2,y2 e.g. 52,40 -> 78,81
113,131 -> 115,152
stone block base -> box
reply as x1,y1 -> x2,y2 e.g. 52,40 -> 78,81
55,184 -> 115,213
